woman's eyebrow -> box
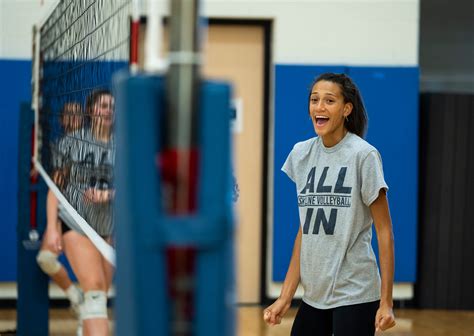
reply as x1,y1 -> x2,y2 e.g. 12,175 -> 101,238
311,91 -> 337,97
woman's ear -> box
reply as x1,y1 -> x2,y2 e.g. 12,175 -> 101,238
344,102 -> 353,117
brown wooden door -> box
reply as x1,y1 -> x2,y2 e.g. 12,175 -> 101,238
202,23 -> 265,304
139,21 -> 267,303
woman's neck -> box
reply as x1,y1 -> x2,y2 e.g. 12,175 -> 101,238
93,126 -> 111,142
321,127 -> 348,148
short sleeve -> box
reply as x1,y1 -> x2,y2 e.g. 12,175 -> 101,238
50,141 -> 61,170
281,147 -> 296,182
51,137 -> 68,171
360,150 -> 388,206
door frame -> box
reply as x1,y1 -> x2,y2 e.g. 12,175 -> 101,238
208,18 -> 272,305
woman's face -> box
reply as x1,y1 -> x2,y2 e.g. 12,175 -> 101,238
309,80 -> 352,139
93,94 -> 114,128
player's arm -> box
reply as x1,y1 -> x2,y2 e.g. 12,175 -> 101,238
371,189 -> 396,331
84,188 -> 115,203
46,189 -> 59,229
42,189 -> 63,252
264,225 -> 301,326
84,164 -> 115,203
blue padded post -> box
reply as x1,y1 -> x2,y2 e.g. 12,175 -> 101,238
114,74 -> 168,335
114,73 -> 235,336
16,103 -> 49,336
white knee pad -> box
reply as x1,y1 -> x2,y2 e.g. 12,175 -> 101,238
81,290 -> 108,320
36,250 -> 61,275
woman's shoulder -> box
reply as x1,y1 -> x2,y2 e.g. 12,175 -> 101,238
346,133 -> 379,157
292,136 -> 318,152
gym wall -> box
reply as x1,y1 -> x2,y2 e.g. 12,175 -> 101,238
0,0 -> 419,303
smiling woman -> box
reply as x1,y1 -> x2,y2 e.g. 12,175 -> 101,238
264,73 -> 396,336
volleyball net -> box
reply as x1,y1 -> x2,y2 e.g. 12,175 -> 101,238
32,0 -> 132,265
29,1 -> 237,334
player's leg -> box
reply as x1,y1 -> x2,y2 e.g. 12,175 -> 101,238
290,301 -> 332,336
37,190 -> 69,289
36,222 -> 83,312
37,247 -> 70,289
102,236 -> 115,292
63,230 -> 110,336
332,300 -> 379,336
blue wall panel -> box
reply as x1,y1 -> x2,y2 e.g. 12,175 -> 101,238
0,60 -> 32,281
0,61 -> 420,285
348,66 -> 419,282
272,65 -> 419,283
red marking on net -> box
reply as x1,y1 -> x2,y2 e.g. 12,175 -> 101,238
130,20 -> 140,67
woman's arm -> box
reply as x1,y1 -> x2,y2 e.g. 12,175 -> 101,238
84,188 -> 115,203
46,189 -> 59,230
43,189 -> 63,252
263,225 -> 302,326
370,189 -> 396,331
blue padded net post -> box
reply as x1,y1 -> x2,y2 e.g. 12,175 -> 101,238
17,103 -> 49,336
114,73 -> 235,336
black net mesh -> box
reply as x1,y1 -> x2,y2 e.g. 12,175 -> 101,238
38,0 -> 131,238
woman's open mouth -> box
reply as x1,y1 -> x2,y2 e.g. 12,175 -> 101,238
315,116 -> 329,127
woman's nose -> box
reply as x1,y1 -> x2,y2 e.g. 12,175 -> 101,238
315,100 -> 325,110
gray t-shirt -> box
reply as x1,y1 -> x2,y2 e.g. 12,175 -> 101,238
56,128 -> 115,236
282,132 -> 388,309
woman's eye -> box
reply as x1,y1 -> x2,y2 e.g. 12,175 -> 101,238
326,99 -> 334,103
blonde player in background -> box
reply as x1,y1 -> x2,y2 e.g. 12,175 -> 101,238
36,102 -> 85,329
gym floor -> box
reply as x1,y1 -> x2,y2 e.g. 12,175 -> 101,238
0,307 -> 473,335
